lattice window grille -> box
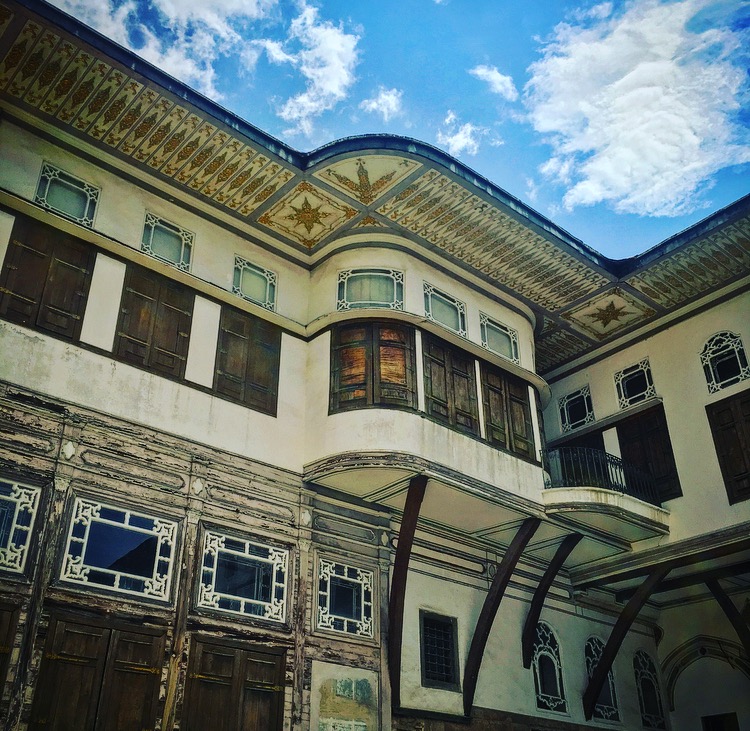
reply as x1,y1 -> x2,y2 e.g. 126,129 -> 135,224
701,331 -> 750,393
558,385 -> 595,432
141,212 -> 193,271
0,480 -> 40,574
337,268 -> 404,311
317,558 -> 374,637
531,622 -> 567,713
198,530 -> 288,622
634,650 -> 666,729
35,162 -> 100,227
61,497 -> 177,601
615,358 -> 656,408
480,313 -> 520,364
233,256 -> 277,310
423,282 -> 467,337
585,636 -> 619,721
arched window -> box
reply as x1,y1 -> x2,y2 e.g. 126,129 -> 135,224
701,332 -> 749,393
532,622 -> 567,713
585,637 -> 619,721
634,650 -> 666,729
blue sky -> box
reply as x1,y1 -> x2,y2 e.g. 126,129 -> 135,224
49,0 -> 750,259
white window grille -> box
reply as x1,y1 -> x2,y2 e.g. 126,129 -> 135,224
233,256 -> 277,310
337,269 -> 403,311
61,496 -> 177,601
480,313 -> 519,363
35,162 -> 99,227
317,558 -> 374,638
634,650 -> 666,729
198,530 -> 288,622
701,331 -> 750,393
585,636 -> 619,721
531,622 -> 567,713
141,212 -> 193,270
0,479 -> 40,574
615,358 -> 655,408
558,385 -> 594,432
424,283 -> 466,336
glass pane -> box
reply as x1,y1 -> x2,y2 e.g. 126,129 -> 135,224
215,552 -> 273,602
47,178 -> 88,220
379,345 -> 407,384
642,678 -> 661,716
430,293 -> 461,332
539,654 -> 559,696
150,224 -> 183,264
566,395 -> 589,426
714,352 -> 741,384
623,370 -> 648,400
347,273 -> 394,307
329,576 -> 361,619
83,521 -> 157,577
239,267 -> 269,303
0,498 -> 14,548
486,323 -> 513,358
340,345 -> 367,385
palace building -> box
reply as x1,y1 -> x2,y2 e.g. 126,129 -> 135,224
0,1 -> 748,729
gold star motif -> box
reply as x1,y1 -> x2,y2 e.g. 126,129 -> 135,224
586,300 -> 631,328
286,196 -> 329,234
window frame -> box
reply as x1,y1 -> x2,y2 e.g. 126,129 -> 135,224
141,212 -> 193,271
558,385 -> 595,432
35,161 -> 100,228
633,649 -> 666,729
531,622 -> 567,714
197,528 -> 289,623
316,557 -> 374,639
423,282 -> 467,337
706,388 -> 750,504
701,331 -> 750,393
419,609 -> 461,692
337,268 -> 404,311
585,636 -> 619,721
0,479 -> 42,577
329,321 -> 417,414
233,255 -> 277,311
615,358 -> 656,409
59,495 -> 179,603
480,313 -> 519,364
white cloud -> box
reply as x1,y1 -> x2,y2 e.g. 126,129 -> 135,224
359,87 -> 403,122
437,111 -> 486,157
262,4 -> 360,136
469,64 -> 518,101
525,0 -> 750,216
49,0 -> 276,98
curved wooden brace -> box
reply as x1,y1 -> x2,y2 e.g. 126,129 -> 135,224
388,474 -> 428,710
706,579 -> 750,659
463,517 -> 541,718
582,564 -> 671,720
521,533 -> 582,668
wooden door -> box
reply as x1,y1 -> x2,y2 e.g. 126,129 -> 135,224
29,617 -> 165,731
183,638 -> 285,731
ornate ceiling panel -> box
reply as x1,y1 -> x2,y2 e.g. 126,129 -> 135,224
0,1 -> 748,377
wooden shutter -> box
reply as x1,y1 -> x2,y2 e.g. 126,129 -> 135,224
483,367 -> 509,448
116,266 -> 192,379
0,604 -> 19,690
216,307 -> 281,414
423,335 -> 451,424
449,348 -> 479,436
184,639 -> 285,731
0,217 -> 93,339
617,403 -> 682,501
29,619 -> 110,731
330,324 -> 371,411
374,324 -> 415,408
97,628 -> 165,731
706,389 -> 750,504
508,378 -> 534,458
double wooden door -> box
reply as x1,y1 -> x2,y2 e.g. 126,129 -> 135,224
29,616 -> 164,731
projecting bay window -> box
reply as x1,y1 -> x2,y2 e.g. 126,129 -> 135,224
423,333 -> 479,436
0,216 -> 95,341
214,306 -> 282,416
330,322 -> 416,412
481,363 -> 534,459
115,265 -> 194,380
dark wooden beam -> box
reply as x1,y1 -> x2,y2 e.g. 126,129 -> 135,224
388,474 -> 428,710
463,517 -> 541,718
583,564 -> 672,720
522,533 -> 582,668
706,579 -> 750,659
616,559 -> 750,602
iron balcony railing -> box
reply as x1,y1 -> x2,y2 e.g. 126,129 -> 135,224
544,447 -> 661,507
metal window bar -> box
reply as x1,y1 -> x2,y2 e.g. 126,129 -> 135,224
544,447 -> 660,506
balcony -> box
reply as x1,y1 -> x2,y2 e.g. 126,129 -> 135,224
544,447 -> 661,507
